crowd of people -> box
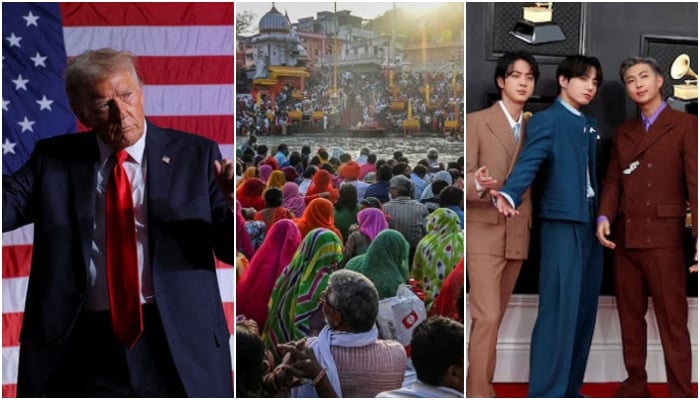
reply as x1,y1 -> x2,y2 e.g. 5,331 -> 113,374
235,138 -> 465,397
236,67 -> 464,138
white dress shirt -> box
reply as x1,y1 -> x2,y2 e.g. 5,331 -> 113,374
85,123 -> 153,311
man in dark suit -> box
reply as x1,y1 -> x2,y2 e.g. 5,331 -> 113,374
2,48 -> 235,397
596,57 -> 697,398
491,55 -> 604,397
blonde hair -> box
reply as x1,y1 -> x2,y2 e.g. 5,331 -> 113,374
64,48 -> 141,108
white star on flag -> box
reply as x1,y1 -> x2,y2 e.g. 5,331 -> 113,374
12,74 -> 29,90
23,11 -> 40,27
5,32 -> 22,47
30,52 -> 47,67
17,116 -> 36,132
36,95 -> 53,111
3,138 -> 17,155
2,98 -> 9,111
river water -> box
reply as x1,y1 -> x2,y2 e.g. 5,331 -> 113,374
236,131 -> 464,166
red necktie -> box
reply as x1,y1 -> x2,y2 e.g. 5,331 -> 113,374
105,149 -> 143,348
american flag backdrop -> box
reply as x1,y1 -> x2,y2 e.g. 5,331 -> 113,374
1,3 -> 235,397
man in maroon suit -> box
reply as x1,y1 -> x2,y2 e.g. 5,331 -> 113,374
597,57 -> 697,398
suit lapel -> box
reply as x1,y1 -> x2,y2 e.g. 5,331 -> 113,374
68,133 -> 99,275
629,107 -> 673,161
145,122 -> 174,253
484,103 -> 518,160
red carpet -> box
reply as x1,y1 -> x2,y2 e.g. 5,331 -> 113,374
494,383 -> 699,398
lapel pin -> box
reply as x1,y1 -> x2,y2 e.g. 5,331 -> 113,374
623,160 -> 639,175
162,155 -> 171,164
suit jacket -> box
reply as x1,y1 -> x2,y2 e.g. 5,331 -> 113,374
598,106 -> 698,248
2,121 -> 235,397
501,99 -> 599,223
466,103 -> 532,260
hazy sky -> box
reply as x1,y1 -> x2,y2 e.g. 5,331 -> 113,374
235,1 -> 452,34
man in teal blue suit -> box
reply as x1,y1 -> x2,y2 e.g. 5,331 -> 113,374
491,55 -> 604,397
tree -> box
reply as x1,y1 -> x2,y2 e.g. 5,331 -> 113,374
236,10 -> 256,35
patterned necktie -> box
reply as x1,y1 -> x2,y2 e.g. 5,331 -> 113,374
513,122 -> 521,142
105,149 -> 143,348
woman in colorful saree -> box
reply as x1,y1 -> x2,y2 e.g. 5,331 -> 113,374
236,177 -> 266,211
265,170 -> 286,192
305,169 -> 339,203
237,220 -> 303,330
236,166 -> 258,188
342,207 -> 389,265
345,229 -> 409,300
261,228 -> 343,359
293,198 -> 343,240
411,207 -> 464,310
281,182 -> 306,218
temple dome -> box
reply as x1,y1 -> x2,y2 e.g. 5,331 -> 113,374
259,5 -> 290,34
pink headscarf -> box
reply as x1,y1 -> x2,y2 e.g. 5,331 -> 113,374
236,220 -> 302,329
258,164 -> 273,183
282,182 -> 306,218
357,207 -> 389,242
236,200 -> 254,259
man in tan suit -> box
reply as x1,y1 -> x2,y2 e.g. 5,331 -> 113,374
597,57 -> 697,398
465,52 -> 539,397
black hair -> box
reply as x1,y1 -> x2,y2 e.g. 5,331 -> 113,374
412,164 -> 427,177
335,183 -> 358,212
439,186 -> 463,208
494,51 -> 540,93
367,153 -> 377,164
320,163 -> 335,174
329,157 -> 341,167
410,316 -> 464,387
288,151 -> 302,167
235,324 -> 265,397
263,187 -> 283,208
376,164 -> 393,181
302,165 -> 318,179
339,153 -> 352,163
556,55 -> 603,92
431,180 -> 449,196
392,162 -> 409,177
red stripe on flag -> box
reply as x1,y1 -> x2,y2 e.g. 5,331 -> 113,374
2,313 -> 23,347
222,302 -> 234,334
215,259 -> 234,270
2,384 -> 17,399
2,245 -> 32,279
148,116 -> 234,145
136,56 -> 234,85
60,3 -> 233,26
